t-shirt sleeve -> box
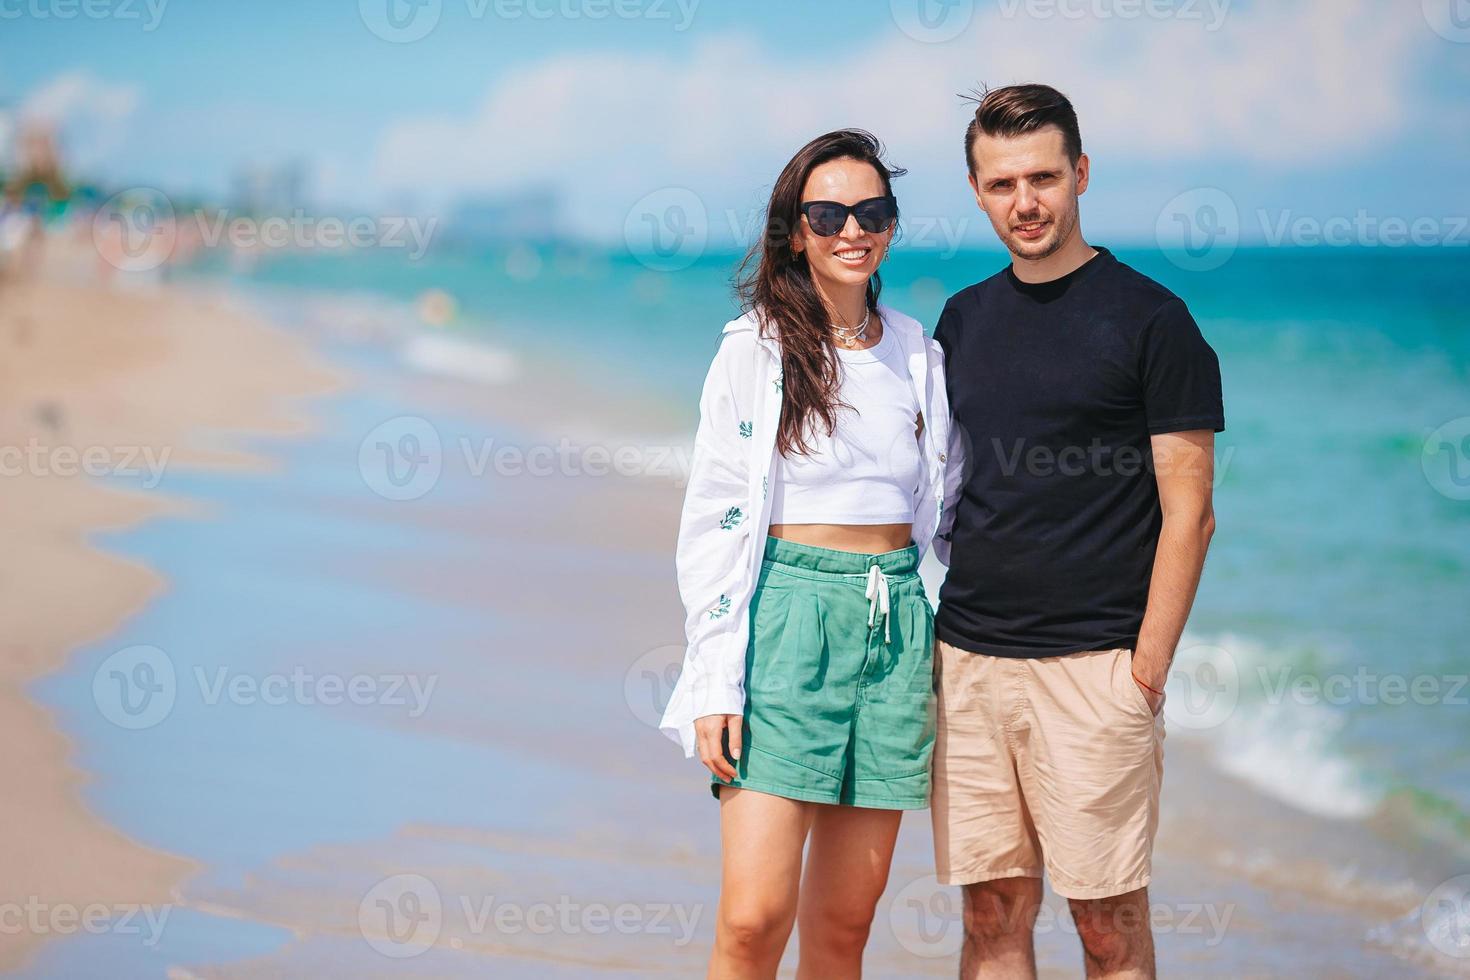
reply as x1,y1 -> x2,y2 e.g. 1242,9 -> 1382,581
1138,297 -> 1225,434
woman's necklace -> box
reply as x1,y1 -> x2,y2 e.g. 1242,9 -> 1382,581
831,306 -> 872,349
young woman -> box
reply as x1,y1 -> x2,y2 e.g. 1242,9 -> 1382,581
659,130 -> 962,977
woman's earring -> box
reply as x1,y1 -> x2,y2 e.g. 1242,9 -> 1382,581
884,243 -> 891,259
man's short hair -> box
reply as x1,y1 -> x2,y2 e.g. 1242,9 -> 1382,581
964,83 -> 1083,176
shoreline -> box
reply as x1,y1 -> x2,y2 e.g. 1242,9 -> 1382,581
190,275 -> 695,450
0,244 -> 341,973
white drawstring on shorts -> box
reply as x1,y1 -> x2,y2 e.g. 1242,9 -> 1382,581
865,563 -> 892,644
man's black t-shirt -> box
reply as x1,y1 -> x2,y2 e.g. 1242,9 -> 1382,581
934,246 -> 1225,658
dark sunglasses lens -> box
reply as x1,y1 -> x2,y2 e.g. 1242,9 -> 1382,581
854,198 -> 897,233
805,203 -> 847,236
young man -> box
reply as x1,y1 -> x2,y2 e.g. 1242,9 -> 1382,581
931,84 -> 1224,979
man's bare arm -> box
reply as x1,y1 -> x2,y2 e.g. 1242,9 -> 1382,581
1131,429 -> 1217,712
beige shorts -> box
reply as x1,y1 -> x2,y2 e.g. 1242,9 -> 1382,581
931,639 -> 1165,900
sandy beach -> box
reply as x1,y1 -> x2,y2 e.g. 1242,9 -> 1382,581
0,240 -> 339,974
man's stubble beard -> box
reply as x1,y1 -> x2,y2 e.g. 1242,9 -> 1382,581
999,199 -> 1079,262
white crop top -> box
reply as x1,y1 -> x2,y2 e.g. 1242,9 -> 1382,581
768,322 -> 924,525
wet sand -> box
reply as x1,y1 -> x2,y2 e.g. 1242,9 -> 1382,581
0,245 -> 339,974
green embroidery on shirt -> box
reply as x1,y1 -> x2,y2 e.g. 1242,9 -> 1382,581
719,506 -> 745,530
738,420 -> 753,439
708,594 -> 732,620
772,371 -> 784,393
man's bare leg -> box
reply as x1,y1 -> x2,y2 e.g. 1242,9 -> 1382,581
1068,886 -> 1155,979
959,876 -> 1042,979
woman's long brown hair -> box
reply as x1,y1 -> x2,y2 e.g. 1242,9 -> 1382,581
735,129 -> 904,458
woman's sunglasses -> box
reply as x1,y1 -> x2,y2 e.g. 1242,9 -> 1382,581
799,196 -> 898,237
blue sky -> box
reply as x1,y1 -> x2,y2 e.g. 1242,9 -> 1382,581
2,0 -> 1468,247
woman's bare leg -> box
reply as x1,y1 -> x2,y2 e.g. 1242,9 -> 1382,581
794,804 -> 904,979
708,787 -> 816,979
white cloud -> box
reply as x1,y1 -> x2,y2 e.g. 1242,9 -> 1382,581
370,0 -> 1432,239
22,71 -> 139,124
16,71 -> 141,173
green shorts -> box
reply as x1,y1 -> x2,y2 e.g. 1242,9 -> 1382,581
710,535 -> 937,809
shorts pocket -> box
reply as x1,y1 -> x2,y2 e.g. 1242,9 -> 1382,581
1117,649 -> 1157,717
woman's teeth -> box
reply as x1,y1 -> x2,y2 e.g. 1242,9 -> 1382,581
835,248 -> 870,261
